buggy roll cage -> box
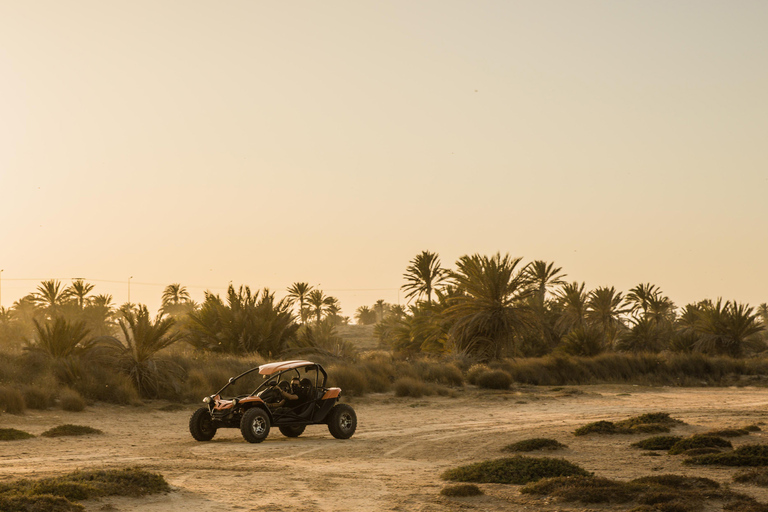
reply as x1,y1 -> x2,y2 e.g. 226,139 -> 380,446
213,360 -> 328,399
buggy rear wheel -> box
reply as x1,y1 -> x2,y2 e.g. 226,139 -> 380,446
189,407 -> 217,441
241,407 -> 271,443
327,404 -> 356,439
278,425 -> 306,438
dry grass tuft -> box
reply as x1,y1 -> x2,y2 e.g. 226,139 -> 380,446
441,456 -> 590,485
440,483 -> 483,497
0,385 -> 26,414
503,438 -> 567,452
0,428 -> 34,441
21,384 -> 54,410
393,377 -> 431,398
59,388 -> 86,412
475,369 -> 512,390
41,425 -> 103,438
734,468 -> 768,487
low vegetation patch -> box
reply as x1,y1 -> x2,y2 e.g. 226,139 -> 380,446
734,468 -> 768,487
41,425 -> 103,438
59,388 -> 86,412
521,473 -> 756,512
742,424 -> 762,432
706,428 -> 750,437
0,467 -> 169,511
0,428 -> 34,441
685,444 -> 768,466
684,447 -> 723,456
440,483 -> 483,497
441,456 -> 590,485
668,434 -> 732,455
503,438 -> 567,452
631,435 -> 683,451
475,369 -> 513,390
0,385 -> 26,414
575,413 -> 681,436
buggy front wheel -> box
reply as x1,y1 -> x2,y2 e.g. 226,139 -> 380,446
327,404 -> 357,439
189,407 -> 217,441
241,407 -> 271,443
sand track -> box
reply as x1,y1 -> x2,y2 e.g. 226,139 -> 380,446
2,385 -> 768,511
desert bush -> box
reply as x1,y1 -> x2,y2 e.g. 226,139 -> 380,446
0,428 -> 34,441
575,413 -> 680,436
475,369 -> 512,390
743,425 -> 762,432
21,384 -> 54,410
59,389 -> 86,412
685,444 -> 768,466
0,385 -> 25,414
683,447 -> 723,456
393,377 -> 430,398
521,473 -> 754,511
326,364 -> 368,396
440,483 -> 482,497
420,362 -> 464,387
503,438 -> 567,452
441,456 -> 590,484
734,468 -> 768,486
70,365 -> 141,405
357,357 -> 394,392
466,364 -> 490,385
705,428 -> 750,437
41,425 -> 103,437
632,436 -> 684,451
668,435 -> 732,455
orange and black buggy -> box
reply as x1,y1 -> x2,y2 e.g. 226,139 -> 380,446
189,360 -> 357,443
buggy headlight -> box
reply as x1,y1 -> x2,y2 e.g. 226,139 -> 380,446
203,396 -> 211,404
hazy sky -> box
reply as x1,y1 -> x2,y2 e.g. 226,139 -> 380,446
1,1 -> 767,317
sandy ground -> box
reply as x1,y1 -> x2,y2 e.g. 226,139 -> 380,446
3,385 -> 768,511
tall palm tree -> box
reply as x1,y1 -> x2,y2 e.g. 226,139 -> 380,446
373,299 -> 388,323
28,317 -> 92,359
586,286 -> 629,346
626,283 -> 661,316
307,289 -> 335,324
554,282 -> 588,334
693,299 -> 765,357
161,283 -> 191,307
67,279 -> 95,309
523,260 -> 566,304
286,282 -> 313,323
355,306 -> 377,325
33,280 -> 70,311
445,253 -> 533,359
401,251 -> 449,303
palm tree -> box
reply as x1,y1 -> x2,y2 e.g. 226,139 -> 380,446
524,260 -> 566,304
111,305 -> 184,397
161,283 -> 191,307
67,279 -> 95,309
33,280 -> 70,311
286,282 -> 313,323
355,306 -> 377,325
307,289 -> 335,324
626,283 -> 661,317
586,286 -> 629,346
693,299 -> 765,357
27,317 -> 92,359
373,299 -> 388,323
444,253 -> 533,359
554,282 -> 588,334
401,251 -> 449,303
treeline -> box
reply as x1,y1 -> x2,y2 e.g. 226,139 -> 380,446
371,251 -> 768,359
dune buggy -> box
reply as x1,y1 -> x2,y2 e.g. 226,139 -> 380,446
189,360 -> 357,443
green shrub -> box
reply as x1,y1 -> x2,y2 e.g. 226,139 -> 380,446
0,385 -> 25,414
631,436 -> 683,451
575,413 -> 681,436
475,370 -> 512,390
685,444 -> 768,466
0,494 -> 80,512
393,377 -> 430,398
21,385 -> 54,410
503,438 -> 567,452
59,388 -> 86,412
440,483 -> 482,497
683,447 -> 723,456
441,456 -> 590,484
575,421 -> 618,436
742,424 -> 762,432
0,428 -> 34,441
668,435 -> 732,455
41,425 -> 103,438
521,475 -> 634,503
422,362 -> 464,387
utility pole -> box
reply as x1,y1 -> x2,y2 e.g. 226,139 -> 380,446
0,269 -> 3,308
128,276 -> 133,304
